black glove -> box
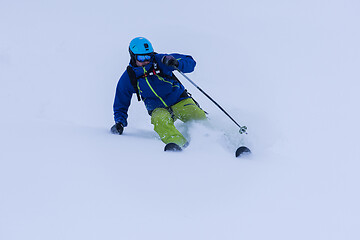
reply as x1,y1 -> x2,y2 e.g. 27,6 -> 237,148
111,122 -> 124,135
161,55 -> 179,67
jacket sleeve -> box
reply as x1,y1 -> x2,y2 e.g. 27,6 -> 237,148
113,71 -> 135,127
173,53 -> 196,73
155,53 -> 196,74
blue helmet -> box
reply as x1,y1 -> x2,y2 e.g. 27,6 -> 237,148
129,37 -> 154,55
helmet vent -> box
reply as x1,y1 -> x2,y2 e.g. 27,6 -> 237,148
144,43 -> 149,50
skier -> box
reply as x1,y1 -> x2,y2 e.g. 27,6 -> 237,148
111,37 -> 207,151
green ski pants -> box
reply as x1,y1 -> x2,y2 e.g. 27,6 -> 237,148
151,98 -> 207,147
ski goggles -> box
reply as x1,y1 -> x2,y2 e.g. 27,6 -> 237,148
136,54 -> 152,62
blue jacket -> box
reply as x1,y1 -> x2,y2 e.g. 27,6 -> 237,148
113,53 -> 196,126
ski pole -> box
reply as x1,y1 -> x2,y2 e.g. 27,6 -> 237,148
175,67 -> 248,134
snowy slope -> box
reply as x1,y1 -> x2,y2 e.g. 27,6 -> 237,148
1,0 -> 360,239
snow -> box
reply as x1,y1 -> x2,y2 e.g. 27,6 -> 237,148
1,0 -> 360,239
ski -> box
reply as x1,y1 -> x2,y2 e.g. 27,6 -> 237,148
164,143 -> 182,152
235,146 -> 251,157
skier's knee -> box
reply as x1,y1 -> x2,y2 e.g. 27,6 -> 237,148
151,108 -> 173,126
